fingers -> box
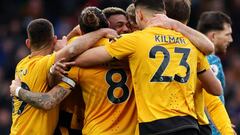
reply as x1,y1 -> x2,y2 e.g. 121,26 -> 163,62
51,59 -> 74,77
52,64 -> 67,77
10,79 -> 21,97
103,28 -> 119,39
105,34 -> 116,39
56,62 -> 67,70
64,61 -> 76,67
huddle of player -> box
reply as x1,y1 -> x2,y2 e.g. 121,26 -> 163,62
9,0 -> 235,135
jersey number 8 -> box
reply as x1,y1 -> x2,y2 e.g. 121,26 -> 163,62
106,69 -> 129,104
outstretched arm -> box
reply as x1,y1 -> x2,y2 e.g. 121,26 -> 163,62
10,78 -> 74,110
148,14 -> 214,55
74,46 -> 113,67
173,21 -> 214,55
55,28 -> 118,62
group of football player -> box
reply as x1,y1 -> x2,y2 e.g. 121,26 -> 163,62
9,0 -> 236,135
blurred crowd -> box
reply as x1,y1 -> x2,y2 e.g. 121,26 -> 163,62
0,0 -> 239,134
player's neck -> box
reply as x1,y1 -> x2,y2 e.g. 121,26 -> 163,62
30,47 -> 53,57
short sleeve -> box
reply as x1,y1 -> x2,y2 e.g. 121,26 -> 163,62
105,33 -> 138,60
197,51 -> 210,74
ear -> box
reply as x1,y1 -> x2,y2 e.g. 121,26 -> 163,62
52,35 -> 57,46
107,21 -> 110,27
25,39 -> 31,49
206,31 -> 215,43
139,9 -> 144,21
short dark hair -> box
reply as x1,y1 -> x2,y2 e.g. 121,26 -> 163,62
197,11 -> 232,34
79,7 -> 109,33
164,0 -> 191,23
134,0 -> 165,12
103,7 -> 126,19
27,18 -> 54,50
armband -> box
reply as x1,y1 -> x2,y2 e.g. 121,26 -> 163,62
61,76 -> 76,88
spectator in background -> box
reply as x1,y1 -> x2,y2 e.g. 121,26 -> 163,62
197,11 -> 233,135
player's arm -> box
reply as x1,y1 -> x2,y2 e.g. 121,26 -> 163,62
55,28 -> 118,62
47,59 -> 74,88
204,91 -> 236,135
74,46 -> 113,67
197,69 -> 222,96
74,33 -> 137,67
148,14 -> 214,55
10,78 -> 75,110
173,22 -> 214,55
197,51 -> 222,96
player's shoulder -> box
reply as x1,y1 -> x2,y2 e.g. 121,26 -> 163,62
16,54 -> 51,71
16,55 -> 38,68
143,27 -> 181,35
17,55 -> 30,65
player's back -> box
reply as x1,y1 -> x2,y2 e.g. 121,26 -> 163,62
68,38 -> 137,135
107,27 -> 210,134
11,54 -> 59,135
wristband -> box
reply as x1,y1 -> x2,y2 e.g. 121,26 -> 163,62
61,76 -> 76,88
15,87 -> 21,97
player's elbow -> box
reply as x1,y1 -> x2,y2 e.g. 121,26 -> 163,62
39,95 -> 58,110
68,46 -> 78,59
198,69 -> 222,96
207,81 -> 223,96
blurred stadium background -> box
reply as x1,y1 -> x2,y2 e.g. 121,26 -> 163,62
0,0 -> 239,134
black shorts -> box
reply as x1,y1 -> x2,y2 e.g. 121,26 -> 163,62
199,125 -> 212,135
162,128 -> 199,135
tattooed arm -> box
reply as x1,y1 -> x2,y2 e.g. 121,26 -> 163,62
10,78 -> 72,110
19,86 -> 70,110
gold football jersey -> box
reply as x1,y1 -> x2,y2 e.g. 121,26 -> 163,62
67,37 -> 137,135
105,27 -> 210,134
11,53 -> 59,135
